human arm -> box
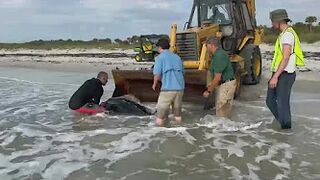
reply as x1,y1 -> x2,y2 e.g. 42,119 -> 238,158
153,75 -> 161,91
203,73 -> 222,98
152,58 -> 162,91
93,87 -> 103,105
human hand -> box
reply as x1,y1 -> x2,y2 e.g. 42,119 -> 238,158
203,90 -> 210,98
269,77 -> 278,89
152,83 -> 157,91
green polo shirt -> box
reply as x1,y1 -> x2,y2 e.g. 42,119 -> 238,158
210,49 -> 234,82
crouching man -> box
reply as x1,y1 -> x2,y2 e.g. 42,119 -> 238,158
69,71 -> 108,114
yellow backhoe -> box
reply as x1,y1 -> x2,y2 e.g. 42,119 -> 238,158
112,0 -> 263,104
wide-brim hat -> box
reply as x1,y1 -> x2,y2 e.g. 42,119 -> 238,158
270,9 -> 292,22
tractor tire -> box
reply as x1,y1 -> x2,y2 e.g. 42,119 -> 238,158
241,44 -> 262,85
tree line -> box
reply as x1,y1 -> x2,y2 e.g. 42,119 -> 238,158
263,16 -> 319,34
25,34 -> 168,46
0,16 -> 319,49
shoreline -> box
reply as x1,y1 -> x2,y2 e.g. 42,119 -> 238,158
0,43 -> 319,81
0,60 -> 319,83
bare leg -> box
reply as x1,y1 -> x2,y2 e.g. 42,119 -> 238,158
156,118 -> 165,127
175,116 -> 182,125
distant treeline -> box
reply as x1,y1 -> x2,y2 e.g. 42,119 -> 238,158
262,16 -> 320,44
0,34 -> 168,50
0,17 -> 319,49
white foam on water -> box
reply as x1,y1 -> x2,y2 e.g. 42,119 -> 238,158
196,114 -> 297,178
156,126 -> 197,145
79,125 -> 195,172
0,133 -> 17,147
299,161 -> 312,167
211,137 -> 248,158
0,76 -> 79,87
197,115 -> 263,132
0,107 -> 19,115
103,127 -> 163,168
0,76 -> 36,84
42,161 -> 87,180
292,99 -> 320,103
255,143 -> 291,163
123,115 -> 155,119
255,143 -> 292,178
270,159 -> 290,170
99,128 -> 132,135
226,165 -> 243,180
234,102 -> 269,112
196,115 -> 267,159
119,170 -> 144,180
260,128 -> 294,135
274,174 -> 288,180
147,168 -> 172,174
294,114 -> 320,121
247,163 -> 261,180
11,124 -> 56,138
94,113 -> 107,118
0,124 -> 125,179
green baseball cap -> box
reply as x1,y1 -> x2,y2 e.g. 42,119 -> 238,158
270,9 -> 291,22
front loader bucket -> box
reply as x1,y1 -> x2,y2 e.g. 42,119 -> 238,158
112,69 -> 208,103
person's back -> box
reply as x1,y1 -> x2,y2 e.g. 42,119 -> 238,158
152,38 -> 185,126
69,78 -> 104,110
211,49 -> 234,82
156,50 -> 185,91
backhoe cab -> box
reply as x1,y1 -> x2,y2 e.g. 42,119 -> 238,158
112,0 -> 263,103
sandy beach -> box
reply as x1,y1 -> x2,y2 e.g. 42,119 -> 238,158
0,43 -> 319,81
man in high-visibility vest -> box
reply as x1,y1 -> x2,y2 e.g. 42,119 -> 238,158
266,9 -> 305,129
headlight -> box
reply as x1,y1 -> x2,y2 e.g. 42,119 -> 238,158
221,26 -> 233,36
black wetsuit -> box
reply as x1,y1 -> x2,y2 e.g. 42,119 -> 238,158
69,78 -> 103,110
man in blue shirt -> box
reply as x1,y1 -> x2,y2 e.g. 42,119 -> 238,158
152,38 -> 185,126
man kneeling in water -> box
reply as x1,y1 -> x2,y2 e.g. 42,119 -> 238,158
69,71 -> 108,114
69,71 -> 153,116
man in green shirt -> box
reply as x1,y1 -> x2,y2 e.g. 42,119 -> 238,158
203,36 -> 236,117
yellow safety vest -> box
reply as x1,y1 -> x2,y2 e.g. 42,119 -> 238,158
271,27 -> 305,72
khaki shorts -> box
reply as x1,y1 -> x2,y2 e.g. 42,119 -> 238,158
156,91 -> 184,119
215,80 -> 236,117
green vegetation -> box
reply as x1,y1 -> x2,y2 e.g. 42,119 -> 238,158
305,16 -> 318,32
262,18 -> 320,44
0,38 -> 136,50
0,18 -> 319,50
0,35 -> 168,50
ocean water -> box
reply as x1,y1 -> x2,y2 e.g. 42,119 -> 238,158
0,67 -> 320,180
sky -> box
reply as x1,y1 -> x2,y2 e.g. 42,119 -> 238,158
0,0 -> 319,42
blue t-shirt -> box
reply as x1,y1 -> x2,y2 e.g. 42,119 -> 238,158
153,50 -> 185,91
